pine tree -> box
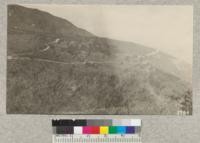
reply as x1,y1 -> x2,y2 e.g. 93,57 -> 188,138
180,89 -> 192,115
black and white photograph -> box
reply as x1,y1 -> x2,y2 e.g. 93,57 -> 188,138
7,4 -> 193,115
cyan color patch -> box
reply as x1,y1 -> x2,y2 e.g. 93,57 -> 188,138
117,126 -> 126,134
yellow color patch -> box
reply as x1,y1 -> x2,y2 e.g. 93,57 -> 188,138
100,126 -> 109,134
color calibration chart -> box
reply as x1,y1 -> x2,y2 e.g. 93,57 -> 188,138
52,119 -> 142,143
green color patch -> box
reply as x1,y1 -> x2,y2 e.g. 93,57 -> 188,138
109,126 -> 117,134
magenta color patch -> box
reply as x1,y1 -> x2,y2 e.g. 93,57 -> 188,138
83,126 -> 92,134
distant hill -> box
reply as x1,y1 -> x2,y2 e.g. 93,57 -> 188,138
7,5 -> 192,115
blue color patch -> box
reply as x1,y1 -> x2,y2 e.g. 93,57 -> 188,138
126,126 -> 135,134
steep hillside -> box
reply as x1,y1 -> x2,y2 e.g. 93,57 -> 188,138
7,5 -> 192,115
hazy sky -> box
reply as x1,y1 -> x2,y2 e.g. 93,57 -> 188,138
23,4 -> 193,64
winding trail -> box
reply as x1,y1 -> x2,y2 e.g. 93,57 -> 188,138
7,56 -> 117,65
